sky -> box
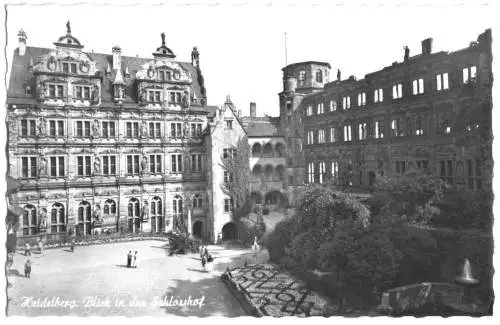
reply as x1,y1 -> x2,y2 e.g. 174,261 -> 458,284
3,1 -> 495,118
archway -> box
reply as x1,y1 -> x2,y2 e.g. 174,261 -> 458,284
263,143 -> 273,156
193,221 -> 203,238
275,142 -> 286,157
264,191 -> 288,210
252,164 -> 262,182
264,164 -> 273,181
276,164 -> 286,181
222,222 -> 238,241
252,143 -> 262,157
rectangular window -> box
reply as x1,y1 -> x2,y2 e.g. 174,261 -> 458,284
462,66 -> 477,84
331,161 -> 339,184
308,162 -> 315,183
391,118 -> 403,137
329,100 -> 337,111
358,122 -> 367,140
102,156 -> 117,175
416,160 -> 429,170
436,73 -> 449,91
357,92 -> 366,106
126,155 -> 140,175
63,63 -> 69,73
223,148 -> 235,159
224,198 -> 233,213
102,121 -> 116,138
149,154 -> 162,174
126,122 -> 139,138
191,154 -> 203,172
392,83 -> 403,99
317,103 -> 324,114
225,120 -> 233,129
318,162 -> 325,184
49,156 -> 65,177
415,116 -> 424,136
342,96 -> 351,110
343,125 -> 352,142
374,88 -> 384,103
70,63 -> 77,73
171,154 -> 183,173
307,130 -> 314,145
307,106 -> 313,116
21,157 -> 37,178
149,122 -> 162,138
412,78 -> 424,95
318,129 -> 325,143
375,120 -> 385,139
395,161 -> 406,174
170,91 -> 182,104
56,85 -> 64,98
330,127 -> 336,142
170,123 -> 182,138
75,121 -> 91,137
77,156 -> 92,176
21,119 -> 37,137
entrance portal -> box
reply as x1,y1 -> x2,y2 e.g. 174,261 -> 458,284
193,221 -> 203,238
221,222 -> 238,241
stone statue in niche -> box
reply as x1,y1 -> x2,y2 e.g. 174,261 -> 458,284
93,155 -> 101,175
92,119 -> 100,137
37,117 -> 46,136
38,208 -> 48,231
37,81 -> 46,100
456,160 -> 465,183
38,155 -> 48,177
140,156 -> 148,174
93,204 -> 102,222
141,120 -> 148,138
181,91 -> 189,108
47,57 -> 56,71
141,201 -> 149,220
118,86 -> 124,99
90,85 -> 100,104
140,88 -> 147,103
183,121 -> 190,138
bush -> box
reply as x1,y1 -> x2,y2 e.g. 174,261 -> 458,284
267,216 -> 299,262
262,208 -> 270,215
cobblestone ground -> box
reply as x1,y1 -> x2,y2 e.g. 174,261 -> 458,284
7,240 -> 248,317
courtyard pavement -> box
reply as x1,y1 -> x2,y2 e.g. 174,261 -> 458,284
6,240 -> 254,317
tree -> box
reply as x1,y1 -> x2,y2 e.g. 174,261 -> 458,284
369,172 -> 448,225
220,135 -> 251,217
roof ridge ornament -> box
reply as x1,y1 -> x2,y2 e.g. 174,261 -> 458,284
66,21 -> 71,35
161,32 -> 166,46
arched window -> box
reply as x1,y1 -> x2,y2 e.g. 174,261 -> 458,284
104,199 -> 117,215
22,204 -> 37,236
264,164 -> 274,181
276,165 -> 286,181
252,164 -> 262,181
50,203 -> 66,233
252,143 -> 262,157
128,198 -> 140,233
77,201 -> 92,235
151,196 -> 163,233
316,70 -> 323,83
275,143 -> 286,157
192,194 -> 203,209
263,143 -> 273,156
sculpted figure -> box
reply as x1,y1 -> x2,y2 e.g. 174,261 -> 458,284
141,121 -> 148,137
404,46 -> 410,61
91,86 -> 100,104
183,121 -> 190,138
37,117 -> 47,136
141,201 -> 149,220
181,91 -> 189,108
140,88 -> 147,103
39,208 -> 48,230
93,204 -> 102,221
38,156 -> 48,176
37,81 -> 46,100
92,119 -> 100,137
94,156 -> 101,174
140,156 -> 148,173
337,69 -> 341,81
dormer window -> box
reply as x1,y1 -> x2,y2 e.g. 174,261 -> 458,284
158,70 -> 171,81
48,84 -> 64,98
75,86 -> 91,100
62,62 -> 77,74
148,90 -> 161,102
25,86 -> 32,95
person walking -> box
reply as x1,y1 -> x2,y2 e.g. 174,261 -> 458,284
127,251 -> 132,268
38,239 -> 44,254
199,245 -> 204,259
70,240 -> 75,252
201,255 -> 206,271
24,259 -> 32,278
132,251 -> 138,268
25,243 -> 31,257
203,246 -> 209,259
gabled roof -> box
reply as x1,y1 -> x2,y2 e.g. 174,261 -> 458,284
7,46 -> 206,107
241,116 -> 281,137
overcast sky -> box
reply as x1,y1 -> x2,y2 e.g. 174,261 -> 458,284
4,2 -> 495,117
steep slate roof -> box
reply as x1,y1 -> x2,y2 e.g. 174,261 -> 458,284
7,46 -> 207,108
241,116 -> 281,137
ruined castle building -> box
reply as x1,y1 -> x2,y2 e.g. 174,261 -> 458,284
280,30 -> 493,192
6,24 -> 245,243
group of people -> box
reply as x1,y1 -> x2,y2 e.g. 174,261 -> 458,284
199,245 -> 213,271
24,239 -> 45,257
126,251 -> 138,268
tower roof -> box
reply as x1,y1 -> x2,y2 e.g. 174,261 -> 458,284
152,32 -> 176,58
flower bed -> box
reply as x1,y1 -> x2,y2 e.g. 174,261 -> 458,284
221,263 -> 336,317
17,233 -> 171,251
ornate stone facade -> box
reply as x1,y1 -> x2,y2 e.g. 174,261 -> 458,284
279,30 -> 493,192
6,24 -> 234,243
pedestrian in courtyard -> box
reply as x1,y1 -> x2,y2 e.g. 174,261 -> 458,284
201,255 -> 206,271
38,239 -> 44,254
70,240 -> 75,252
24,259 -> 32,278
25,243 -> 31,256
199,245 -> 204,259
133,251 -> 138,268
204,246 -> 209,259
127,251 -> 132,268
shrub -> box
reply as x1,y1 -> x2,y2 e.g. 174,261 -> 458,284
262,208 -> 270,215
267,216 -> 299,262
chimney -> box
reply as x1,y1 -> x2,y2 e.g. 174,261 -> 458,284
237,110 -> 241,118
112,46 -> 122,70
18,29 -> 27,56
421,38 -> 433,55
250,102 -> 256,117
